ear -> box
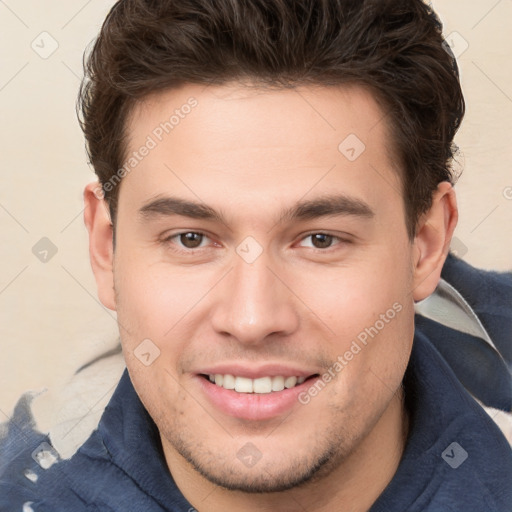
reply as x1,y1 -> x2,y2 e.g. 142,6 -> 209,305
83,182 -> 116,311
412,181 -> 458,302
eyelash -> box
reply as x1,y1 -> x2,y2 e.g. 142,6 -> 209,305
162,231 -> 349,254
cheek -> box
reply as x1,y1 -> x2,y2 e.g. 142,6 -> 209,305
317,300 -> 413,442
303,245 -> 414,398
113,246 -> 223,405
301,249 -> 413,346
114,250 -> 204,341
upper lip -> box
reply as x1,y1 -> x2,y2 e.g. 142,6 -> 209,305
196,363 -> 319,380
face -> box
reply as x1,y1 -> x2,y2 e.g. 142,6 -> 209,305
110,83 -> 417,492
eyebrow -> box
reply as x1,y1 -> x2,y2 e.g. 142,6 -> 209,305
138,194 -> 375,224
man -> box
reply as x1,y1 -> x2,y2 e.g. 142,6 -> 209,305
1,0 -> 511,510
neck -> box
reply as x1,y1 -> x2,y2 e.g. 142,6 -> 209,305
163,390 -> 408,512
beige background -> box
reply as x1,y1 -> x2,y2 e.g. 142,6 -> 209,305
1,0 -> 511,417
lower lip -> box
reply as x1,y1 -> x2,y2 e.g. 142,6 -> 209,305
196,376 -> 318,421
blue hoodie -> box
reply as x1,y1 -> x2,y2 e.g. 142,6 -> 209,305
1,255 -> 511,511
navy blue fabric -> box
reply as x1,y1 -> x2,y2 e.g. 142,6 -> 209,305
0,371 -> 194,512
423,254 -> 512,411
415,315 -> 512,411
370,331 -> 512,512
441,254 -> 512,366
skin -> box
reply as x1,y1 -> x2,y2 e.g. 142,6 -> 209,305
84,83 -> 457,511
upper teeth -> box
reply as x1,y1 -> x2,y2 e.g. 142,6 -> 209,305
209,374 -> 306,393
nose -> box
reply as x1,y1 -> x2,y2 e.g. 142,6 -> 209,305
210,251 -> 300,345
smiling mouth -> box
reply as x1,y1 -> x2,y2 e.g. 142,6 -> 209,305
200,373 -> 319,394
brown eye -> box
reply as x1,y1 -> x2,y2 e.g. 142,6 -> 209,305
297,232 -> 347,251
179,232 -> 204,248
310,233 -> 334,249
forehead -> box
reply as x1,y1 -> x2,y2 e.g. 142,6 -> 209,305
127,82 -> 392,155
120,82 -> 402,223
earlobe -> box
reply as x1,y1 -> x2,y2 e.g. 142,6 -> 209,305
83,182 -> 116,311
412,182 -> 458,302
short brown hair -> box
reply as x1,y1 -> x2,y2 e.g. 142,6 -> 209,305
78,0 -> 464,238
